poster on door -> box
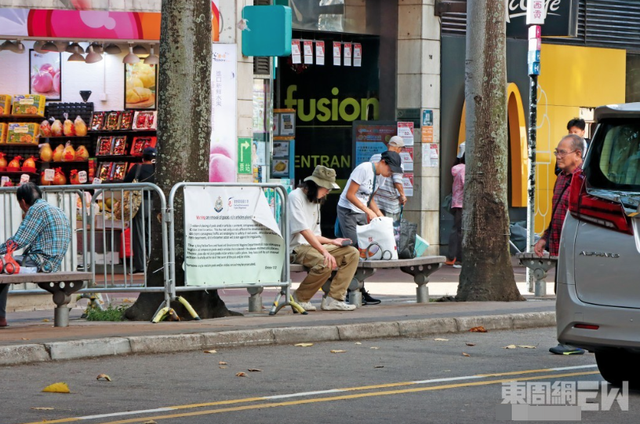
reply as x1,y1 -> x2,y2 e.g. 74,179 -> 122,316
184,186 -> 285,287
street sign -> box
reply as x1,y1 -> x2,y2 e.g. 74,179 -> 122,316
238,137 -> 252,174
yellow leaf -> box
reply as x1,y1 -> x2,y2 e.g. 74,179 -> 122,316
517,345 -> 536,349
204,350 -> 217,354
355,342 -> 362,345
469,326 -> 487,333
504,345 -> 517,349
370,347 -> 379,350
42,382 -> 70,393
236,372 -> 248,377
42,319 -> 50,323
31,407 -> 54,410
462,352 -> 471,357
330,350 -> 346,353
96,374 -> 111,381
219,361 -> 228,365
294,343 -> 314,347
434,338 -> 449,341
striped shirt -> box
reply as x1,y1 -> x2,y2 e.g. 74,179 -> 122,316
370,153 -> 404,214
0,199 -> 71,272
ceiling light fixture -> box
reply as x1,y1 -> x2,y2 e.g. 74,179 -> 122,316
68,45 -> 85,62
12,40 -> 25,54
123,45 -> 140,64
132,44 -> 148,55
104,43 -> 122,54
66,42 -> 85,54
33,40 -> 46,53
89,42 -> 104,54
143,44 -> 159,65
0,40 -> 13,51
42,40 -> 59,52
85,45 -> 103,63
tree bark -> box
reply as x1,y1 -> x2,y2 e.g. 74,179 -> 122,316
456,0 -> 524,301
125,0 -> 238,320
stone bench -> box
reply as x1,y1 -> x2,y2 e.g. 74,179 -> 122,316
290,256 -> 446,307
0,272 -> 93,327
516,253 -> 558,296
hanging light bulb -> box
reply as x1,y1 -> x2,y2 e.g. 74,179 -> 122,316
68,45 -> 85,62
66,42 -> 85,54
85,45 -> 103,63
144,44 -> 159,65
12,40 -> 25,54
132,44 -> 148,55
42,40 -> 59,52
123,45 -> 140,64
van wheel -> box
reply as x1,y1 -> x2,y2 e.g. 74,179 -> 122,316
595,350 -> 640,387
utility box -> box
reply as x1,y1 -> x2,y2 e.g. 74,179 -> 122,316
242,6 -> 292,57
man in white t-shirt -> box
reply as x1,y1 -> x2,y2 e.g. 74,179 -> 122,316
336,150 -> 403,305
370,136 -> 407,222
289,165 -> 358,311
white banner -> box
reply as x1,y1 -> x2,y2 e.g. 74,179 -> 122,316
184,186 -> 285,286
210,44 -> 237,183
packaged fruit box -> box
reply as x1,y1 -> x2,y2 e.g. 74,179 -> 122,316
0,123 -> 7,143
12,94 -> 46,116
7,123 -> 40,144
0,95 -> 10,115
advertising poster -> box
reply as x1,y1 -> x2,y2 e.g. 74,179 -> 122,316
210,44 -> 237,183
184,186 -> 285,286
397,121 -> 414,146
125,62 -> 156,109
400,147 -> 414,172
29,50 -> 61,101
353,121 -> 397,167
422,143 -> 439,167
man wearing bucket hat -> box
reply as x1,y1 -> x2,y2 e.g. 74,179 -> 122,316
289,165 -> 358,311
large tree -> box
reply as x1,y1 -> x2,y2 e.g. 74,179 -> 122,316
125,0 -> 237,320
456,0 -> 524,301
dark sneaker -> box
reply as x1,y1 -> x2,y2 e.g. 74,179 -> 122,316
0,317 -> 7,327
549,344 -> 585,355
361,289 -> 381,305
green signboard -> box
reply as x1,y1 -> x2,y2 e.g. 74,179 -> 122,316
238,137 -> 252,174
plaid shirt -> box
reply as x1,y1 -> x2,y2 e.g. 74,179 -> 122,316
0,199 -> 71,272
542,168 -> 580,256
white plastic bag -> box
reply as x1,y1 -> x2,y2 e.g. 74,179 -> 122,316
356,216 -> 398,260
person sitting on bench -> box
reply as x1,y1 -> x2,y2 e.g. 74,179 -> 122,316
290,166 -> 358,312
0,183 -> 71,327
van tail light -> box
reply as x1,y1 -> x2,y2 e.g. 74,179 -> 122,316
574,323 -> 600,330
568,171 -> 633,235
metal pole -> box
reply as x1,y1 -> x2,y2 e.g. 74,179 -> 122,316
526,74 -> 538,292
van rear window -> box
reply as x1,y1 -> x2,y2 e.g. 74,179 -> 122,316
586,120 -> 640,191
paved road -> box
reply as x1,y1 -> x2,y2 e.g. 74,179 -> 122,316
4,327 -> 634,424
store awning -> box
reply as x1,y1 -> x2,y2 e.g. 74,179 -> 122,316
0,1 -> 163,13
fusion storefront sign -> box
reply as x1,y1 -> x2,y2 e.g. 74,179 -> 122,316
506,0 -> 579,37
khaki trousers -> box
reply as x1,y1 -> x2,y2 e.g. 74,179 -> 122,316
292,244 -> 359,302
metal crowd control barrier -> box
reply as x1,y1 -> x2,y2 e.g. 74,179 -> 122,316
0,183 -> 171,313
164,182 -> 303,319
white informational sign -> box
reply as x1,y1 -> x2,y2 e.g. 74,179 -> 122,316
316,40 -> 325,65
526,0 -> 546,25
184,186 -> 285,287
400,148 -> 413,172
303,40 -> 313,64
343,42 -> 352,67
291,40 -> 302,64
353,43 -> 362,67
333,42 -> 341,66
397,121 -> 414,146
210,44 -> 238,183
422,143 -> 439,167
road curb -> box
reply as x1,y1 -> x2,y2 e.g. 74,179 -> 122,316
0,311 -> 556,366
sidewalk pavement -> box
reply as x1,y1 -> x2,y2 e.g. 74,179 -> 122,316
0,264 -> 558,367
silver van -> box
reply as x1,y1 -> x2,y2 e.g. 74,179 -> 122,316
557,103 -> 640,386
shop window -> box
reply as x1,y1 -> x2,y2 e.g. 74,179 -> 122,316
626,54 -> 640,103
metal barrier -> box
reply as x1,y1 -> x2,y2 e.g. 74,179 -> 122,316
0,183 -> 171,310
164,182 -> 300,316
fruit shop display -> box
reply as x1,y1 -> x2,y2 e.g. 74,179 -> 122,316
51,119 -> 63,136
39,143 -> 52,162
12,94 -> 46,116
61,141 -> 76,162
130,136 -> 157,156
22,156 -> 37,173
63,117 -> 75,137
97,162 -> 112,181
90,112 -> 105,130
0,123 -> 7,143
74,116 -> 88,136
7,155 -> 22,171
132,111 -> 157,130
70,169 -> 80,185
0,152 -> 6,170
105,111 -> 121,130
120,111 -> 134,130
40,171 -> 50,185
7,123 -> 39,144
52,167 -> 66,185
39,120 -> 51,137
111,137 -> 127,155
110,162 -> 127,181
0,95 -> 10,115
52,143 -> 64,161
75,145 -> 89,161
96,136 -> 113,155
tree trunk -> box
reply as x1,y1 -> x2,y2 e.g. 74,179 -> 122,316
125,0 -> 238,320
456,0 -> 524,301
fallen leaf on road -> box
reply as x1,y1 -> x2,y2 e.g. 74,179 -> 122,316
331,350 -> 346,353
462,352 -> 471,357
219,361 -> 228,365
518,345 -> 536,349
144,420 -> 157,424
204,350 -> 217,354
236,372 -> 248,377
355,342 -> 362,345
122,298 -> 132,303
434,338 -> 449,342
42,382 -> 70,393
469,326 -> 487,333
294,343 -> 314,347
21,338 -> 29,341
31,407 -> 54,411
247,368 -> 262,373
219,366 -> 227,369
42,319 -> 50,323
96,374 -> 111,381
503,345 -> 517,349
374,365 -> 384,369
370,347 -> 379,350
465,343 -> 476,347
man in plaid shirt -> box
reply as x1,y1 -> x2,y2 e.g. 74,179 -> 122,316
533,134 -> 584,355
0,183 -> 71,327
534,134 -> 584,257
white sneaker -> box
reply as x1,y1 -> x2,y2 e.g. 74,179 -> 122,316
453,264 -> 462,269
321,296 -> 356,311
292,292 -> 316,311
